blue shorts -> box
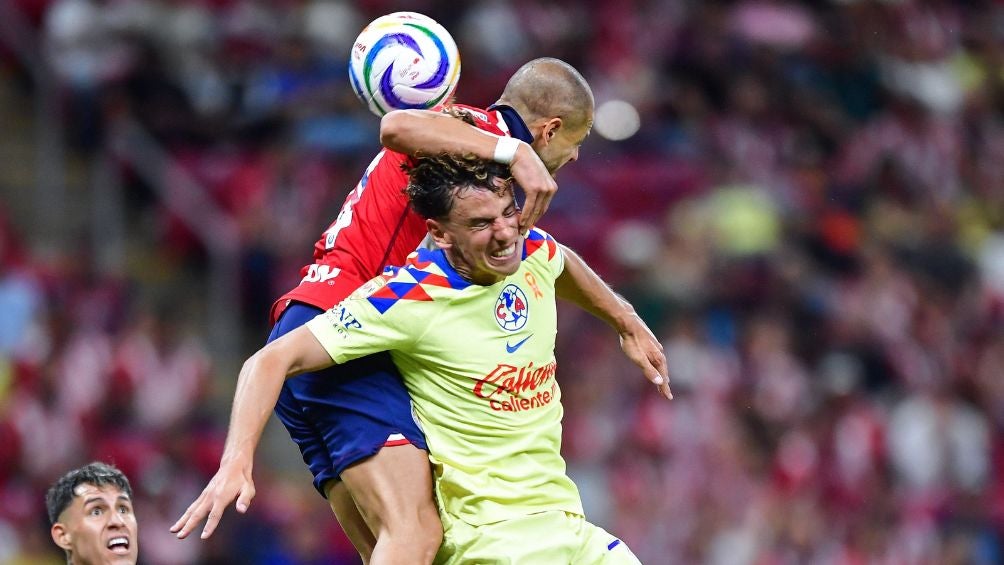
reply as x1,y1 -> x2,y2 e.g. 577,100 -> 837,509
269,303 -> 428,497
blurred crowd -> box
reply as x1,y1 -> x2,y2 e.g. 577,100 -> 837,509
2,0 -> 1004,563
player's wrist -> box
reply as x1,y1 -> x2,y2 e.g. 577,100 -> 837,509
613,309 -> 642,335
220,445 -> 256,467
493,136 -> 522,165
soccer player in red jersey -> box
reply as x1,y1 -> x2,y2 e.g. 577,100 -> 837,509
173,58 -> 670,564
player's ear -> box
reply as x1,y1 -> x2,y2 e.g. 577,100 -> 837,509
51,522 -> 72,551
427,219 -> 451,249
540,118 -> 562,144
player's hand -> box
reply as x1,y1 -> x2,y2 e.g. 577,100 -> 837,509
510,143 -> 556,234
618,314 -> 672,400
170,460 -> 256,540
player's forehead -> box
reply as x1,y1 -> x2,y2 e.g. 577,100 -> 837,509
73,483 -> 130,504
560,116 -> 591,145
450,186 -> 514,220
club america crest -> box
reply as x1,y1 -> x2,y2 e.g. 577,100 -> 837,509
495,284 -> 529,331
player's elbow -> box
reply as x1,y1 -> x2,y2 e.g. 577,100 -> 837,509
245,343 -> 297,383
381,109 -> 443,153
380,110 -> 415,150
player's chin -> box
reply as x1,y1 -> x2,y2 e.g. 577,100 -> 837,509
104,551 -> 138,565
484,251 -> 520,276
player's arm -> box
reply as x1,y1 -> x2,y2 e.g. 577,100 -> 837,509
554,244 -> 672,399
381,109 -> 555,232
171,326 -> 333,540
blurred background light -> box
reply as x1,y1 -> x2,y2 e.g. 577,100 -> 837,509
593,99 -> 640,141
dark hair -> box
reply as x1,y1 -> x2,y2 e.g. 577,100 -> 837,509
405,154 -> 513,220
46,462 -> 133,524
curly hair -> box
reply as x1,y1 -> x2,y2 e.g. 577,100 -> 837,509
46,462 -> 133,524
405,154 -> 513,220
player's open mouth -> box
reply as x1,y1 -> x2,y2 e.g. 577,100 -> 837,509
107,536 -> 130,554
490,243 -> 516,259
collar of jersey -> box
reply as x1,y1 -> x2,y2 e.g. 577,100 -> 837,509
409,248 -> 473,290
487,104 -> 534,144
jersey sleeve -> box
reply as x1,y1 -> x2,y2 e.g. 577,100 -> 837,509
306,280 -> 435,364
522,227 -> 565,281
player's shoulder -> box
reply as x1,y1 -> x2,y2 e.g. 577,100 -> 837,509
347,146 -> 410,189
521,227 -> 561,263
448,103 -> 506,136
358,249 -> 471,314
370,146 -> 411,170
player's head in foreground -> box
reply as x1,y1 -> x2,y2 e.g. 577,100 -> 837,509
407,154 -> 519,285
46,462 -> 138,565
495,57 -> 594,175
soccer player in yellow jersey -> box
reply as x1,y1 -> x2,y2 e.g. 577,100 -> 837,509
176,155 -> 670,563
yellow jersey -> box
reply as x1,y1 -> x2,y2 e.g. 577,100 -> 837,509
307,228 -> 583,526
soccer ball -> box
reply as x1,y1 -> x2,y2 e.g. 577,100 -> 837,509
348,12 -> 461,117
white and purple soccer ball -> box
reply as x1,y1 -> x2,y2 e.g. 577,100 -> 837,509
348,12 -> 461,117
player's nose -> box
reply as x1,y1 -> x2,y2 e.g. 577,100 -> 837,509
109,511 -> 126,527
495,216 -> 518,239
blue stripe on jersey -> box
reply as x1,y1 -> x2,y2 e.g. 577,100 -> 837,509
367,297 -> 398,314
360,165 -> 371,188
386,281 -> 420,297
418,248 -> 472,290
408,268 -> 432,283
363,248 -> 472,313
607,539 -> 622,551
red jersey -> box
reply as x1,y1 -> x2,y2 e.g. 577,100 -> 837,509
271,104 -> 524,324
